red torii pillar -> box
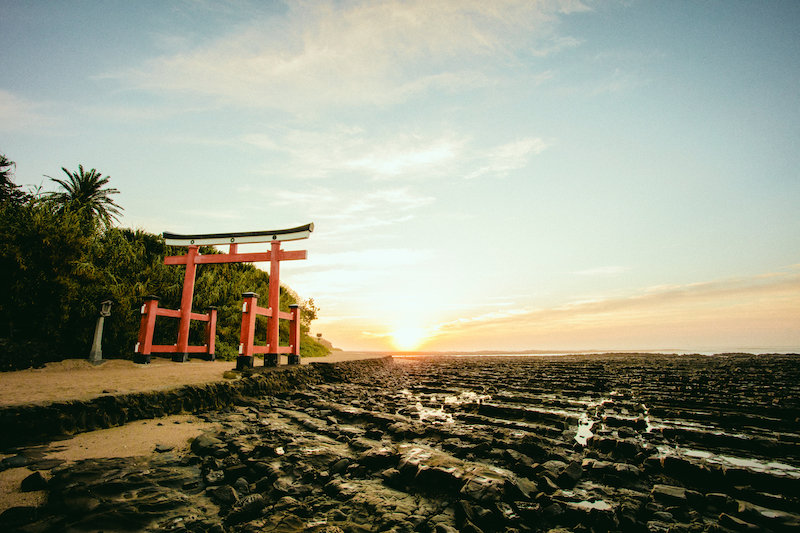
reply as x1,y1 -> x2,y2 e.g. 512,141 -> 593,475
134,224 -> 312,365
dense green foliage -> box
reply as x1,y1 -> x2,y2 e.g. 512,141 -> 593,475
0,154 -> 328,370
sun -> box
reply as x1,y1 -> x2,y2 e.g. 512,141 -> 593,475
391,326 -> 427,351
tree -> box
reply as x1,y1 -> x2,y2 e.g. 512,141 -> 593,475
48,165 -> 122,227
0,153 -> 28,204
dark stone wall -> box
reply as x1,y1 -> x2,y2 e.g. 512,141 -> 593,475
0,358 -> 393,450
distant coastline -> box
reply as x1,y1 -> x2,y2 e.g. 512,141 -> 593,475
344,347 -> 800,357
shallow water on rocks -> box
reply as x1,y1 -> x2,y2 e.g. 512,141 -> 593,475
4,353 -> 800,532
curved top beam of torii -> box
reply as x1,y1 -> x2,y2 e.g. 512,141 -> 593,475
163,223 -> 314,246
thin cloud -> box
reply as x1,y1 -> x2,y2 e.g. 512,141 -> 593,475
263,185 -> 434,241
346,137 -> 462,177
242,127 -> 463,180
242,125 -> 545,183
465,137 -> 549,179
430,269 -> 800,340
106,0 -> 588,112
573,265 -> 631,276
0,90 -> 58,132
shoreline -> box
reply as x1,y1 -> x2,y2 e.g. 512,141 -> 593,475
1,354 -> 798,531
1,354 -> 798,532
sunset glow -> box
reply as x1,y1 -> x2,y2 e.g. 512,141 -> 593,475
391,326 -> 429,352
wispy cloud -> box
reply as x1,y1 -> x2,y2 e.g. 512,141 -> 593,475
465,137 -> 549,179
243,128 -> 465,180
0,90 -> 58,132
423,268 -> 800,348
260,185 -> 434,240
346,137 -> 462,178
241,123 -> 547,184
573,265 -> 631,276
107,0 -> 588,112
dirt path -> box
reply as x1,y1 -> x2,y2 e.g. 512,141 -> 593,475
0,352 -> 389,408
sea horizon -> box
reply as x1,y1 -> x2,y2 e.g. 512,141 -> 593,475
348,346 -> 800,358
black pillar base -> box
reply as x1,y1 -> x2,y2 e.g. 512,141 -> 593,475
201,352 -> 216,362
264,353 -> 279,367
133,354 -> 151,364
288,354 -> 300,365
172,353 -> 189,362
236,355 -> 254,370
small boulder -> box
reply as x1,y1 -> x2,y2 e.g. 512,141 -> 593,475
651,484 -> 687,505
20,471 -> 48,492
209,484 -> 239,505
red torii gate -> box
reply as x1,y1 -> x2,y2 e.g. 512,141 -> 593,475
134,223 -> 313,369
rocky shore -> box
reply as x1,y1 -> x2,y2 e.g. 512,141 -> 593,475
1,353 -> 799,532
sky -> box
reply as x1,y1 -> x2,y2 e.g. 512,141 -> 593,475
1,0 -> 798,353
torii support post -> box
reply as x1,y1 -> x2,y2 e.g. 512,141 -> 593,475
235,293 -> 302,370
134,296 -> 160,364
134,295 -> 218,363
288,304 -> 301,365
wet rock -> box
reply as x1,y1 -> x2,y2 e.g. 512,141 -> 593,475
737,501 -> 800,530
191,433 -> 227,457
613,462 -> 641,479
154,443 -> 174,453
459,466 -> 510,503
28,458 -> 65,471
233,476 -> 250,495
460,520 -> 485,533
365,428 -> 384,440
651,510 -> 674,522
651,484 -> 687,505
205,469 -> 225,485
0,506 -> 41,529
209,484 -> 238,505
272,476 -> 295,495
556,460 -> 582,487
1,454 -> 31,470
563,500 -> 618,531
379,467 -> 401,485
226,493 -> 266,524
646,519 -> 671,532
541,460 -> 568,479
719,512 -> 759,531
495,500 -> 520,522
539,475 -> 560,494
358,445 -> 398,469
223,462 -> 249,482
323,478 -> 360,500
20,471 -> 48,491
330,458 -> 351,475
274,495 -> 300,510
506,476 -> 538,500
705,492 -> 736,512
542,501 -> 565,520
514,500 -> 541,520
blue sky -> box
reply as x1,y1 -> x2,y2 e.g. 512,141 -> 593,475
2,0 -> 798,352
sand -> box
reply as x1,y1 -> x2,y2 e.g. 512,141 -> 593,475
0,351 -> 387,514
0,352 -> 388,408
0,414 -> 216,513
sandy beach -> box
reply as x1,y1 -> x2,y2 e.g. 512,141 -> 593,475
0,352 -> 385,515
0,352 -> 387,408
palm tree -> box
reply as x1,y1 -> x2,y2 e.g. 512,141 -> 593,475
48,165 -> 123,227
0,153 -> 27,203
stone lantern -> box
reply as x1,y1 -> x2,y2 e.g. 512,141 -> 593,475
88,300 -> 113,364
